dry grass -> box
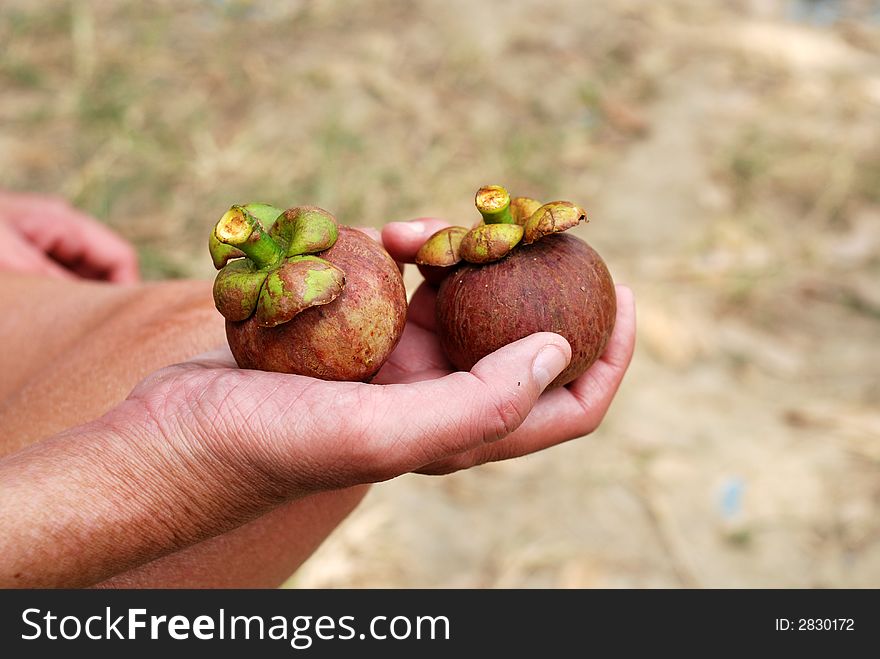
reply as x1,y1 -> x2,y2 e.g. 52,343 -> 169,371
1,0 -> 660,279
2,0 -> 879,587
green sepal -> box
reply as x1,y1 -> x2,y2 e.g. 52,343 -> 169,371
269,206 -> 338,257
243,202 -> 285,228
212,259 -> 269,321
254,255 -> 345,328
522,201 -> 587,245
459,223 -> 524,264
414,226 -> 469,267
509,197 -> 542,225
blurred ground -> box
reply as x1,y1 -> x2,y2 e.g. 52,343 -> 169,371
2,0 -> 879,587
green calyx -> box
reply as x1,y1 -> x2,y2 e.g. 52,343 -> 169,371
459,223 -> 524,263
509,196 -> 542,225
417,185 -> 588,269
210,204 -> 345,327
269,206 -> 339,257
255,255 -> 345,327
521,201 -> 586,245
415,226 -> 469,268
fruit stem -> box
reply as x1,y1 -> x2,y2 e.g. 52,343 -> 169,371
214,206 -> 284,269
475,185 -> 515,224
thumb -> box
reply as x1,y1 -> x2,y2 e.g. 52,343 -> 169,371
381,218 -> 452,264
358,332 -> 571,478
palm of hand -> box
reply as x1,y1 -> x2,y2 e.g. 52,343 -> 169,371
129,263 -> 632,494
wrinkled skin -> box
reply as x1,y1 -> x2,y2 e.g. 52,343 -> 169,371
436,233 -> 616,388
226,227 -> 407,381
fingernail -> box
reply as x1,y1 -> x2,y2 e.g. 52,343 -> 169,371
389,220 -> 426,235
532,345 -> 568,391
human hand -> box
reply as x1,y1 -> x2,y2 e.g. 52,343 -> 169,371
131,218 -> 634,482
378,218 -> 636,472
0,190 -> 139,282
0,219 -> 634,587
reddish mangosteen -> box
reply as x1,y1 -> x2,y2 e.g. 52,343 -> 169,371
416,185 -> 617,389
209,203 -> 406,381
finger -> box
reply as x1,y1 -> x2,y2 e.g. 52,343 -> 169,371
417,285 -> 637,474
381,218 -> 451,264
25,254 -> 78,280
55,252 -> 115,281
16,202 -> 140,283
56,219 -> 140,283
566,284 -> 636,421
375,367 -> 451,385
343,332 -> 572,480
371,322 -> 451,384
102,248 -> 141,283
406,280 -> 438,331
233,333 -> 569,487
185,344 -> 240,369
0,229 -> 76,280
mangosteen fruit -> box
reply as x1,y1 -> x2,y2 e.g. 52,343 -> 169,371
417,185 -> 617,389
210,203 -> 406,382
